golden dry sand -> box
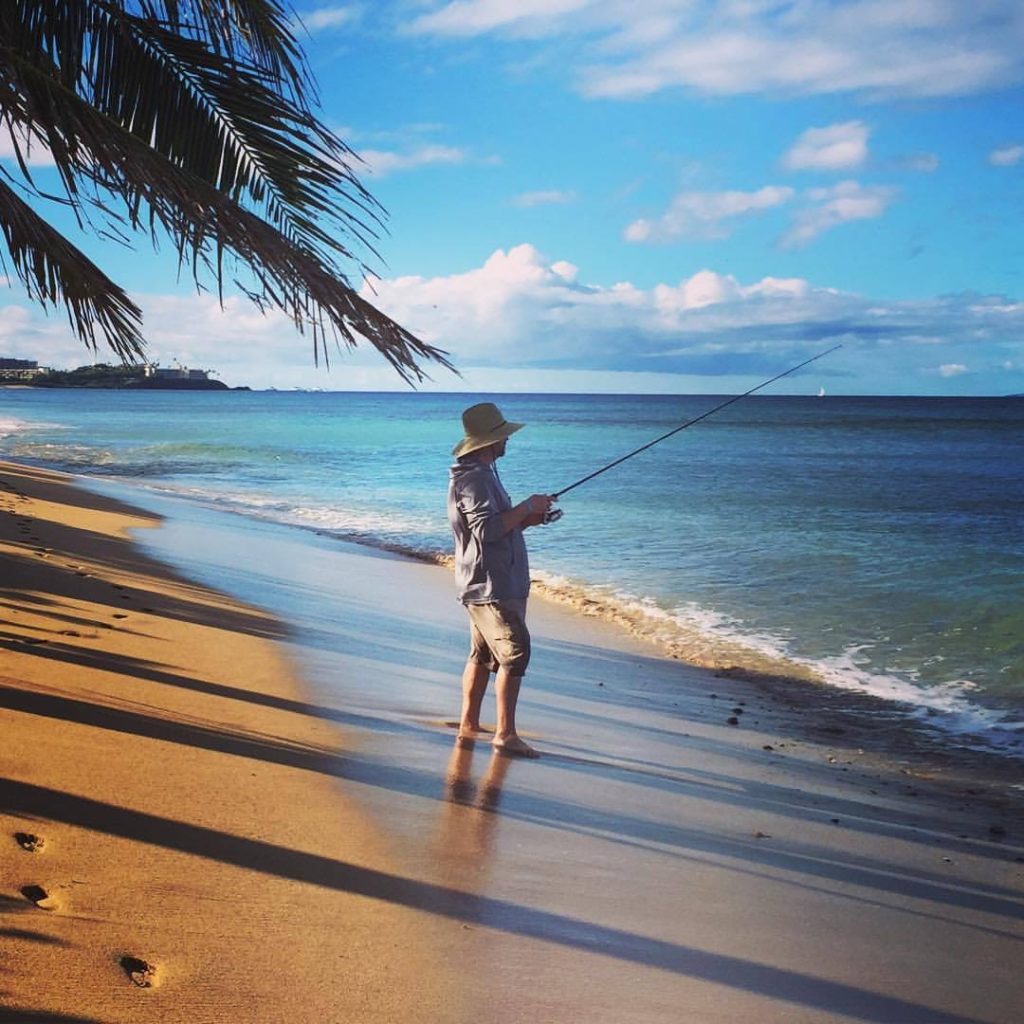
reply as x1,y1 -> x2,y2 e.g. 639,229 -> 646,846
0,460 -> 460,1023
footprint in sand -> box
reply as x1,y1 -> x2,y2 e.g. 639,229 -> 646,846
112,613 -> 129,620
14,832 -> 45,852
119,955 -> 159,988
21,884 -> 61,911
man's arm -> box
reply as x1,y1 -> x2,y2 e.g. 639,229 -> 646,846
459,474 -> 554,539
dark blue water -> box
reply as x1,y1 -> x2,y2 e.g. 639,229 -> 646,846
2,389 -> 1021,754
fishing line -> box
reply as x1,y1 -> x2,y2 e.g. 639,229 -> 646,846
543,344 -> 842,522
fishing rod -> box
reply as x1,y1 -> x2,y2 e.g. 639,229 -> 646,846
542,343 -> 842,522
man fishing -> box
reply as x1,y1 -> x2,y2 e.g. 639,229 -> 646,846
448,402 -> 555,758
444,349 -> 839,759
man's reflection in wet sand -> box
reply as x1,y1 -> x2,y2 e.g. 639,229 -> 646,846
433,740 -> 512,884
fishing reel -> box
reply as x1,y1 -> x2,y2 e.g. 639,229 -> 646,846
542,507 -> 563,525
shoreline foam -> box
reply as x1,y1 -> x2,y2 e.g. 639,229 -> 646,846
11,450 -> 1024,760
112,475 -> 1024,756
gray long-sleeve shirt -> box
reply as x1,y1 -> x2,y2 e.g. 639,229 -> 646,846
448,458 -> 530,604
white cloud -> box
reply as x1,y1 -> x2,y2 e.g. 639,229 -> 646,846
352,245 -> 1024,390
5,248 -> 1022,393
625,186 -> 794,243
409,1 -> 1024,101
938,363 -> 969,377
783,121 -> 869,171
989,144 -> 1024,166
295,6 -> 359,32
782,180 -> 897,247
409,0 -> 596,38
512,189 -> 577,207
358,144 -> 468,176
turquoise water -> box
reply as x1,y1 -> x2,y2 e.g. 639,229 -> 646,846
2,389 -> 1022,755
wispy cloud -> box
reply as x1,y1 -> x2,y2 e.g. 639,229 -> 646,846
783,121 -> 869,171
409,1 -> 1024,102
295,5 -> 359,33
625,186 -> 794,243
938,363 -> 969,377
989,144 -> 1024,166
781,181 -> 898,247
409,0 -> 595,38
358,144 -> 468,176
511,189 -> 577,207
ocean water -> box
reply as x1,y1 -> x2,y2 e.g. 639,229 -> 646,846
2,388 -> 1022,756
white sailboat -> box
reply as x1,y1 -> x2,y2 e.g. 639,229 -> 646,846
817,386 -> 826,398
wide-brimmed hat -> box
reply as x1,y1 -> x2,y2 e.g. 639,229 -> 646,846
452,402 -> 524,458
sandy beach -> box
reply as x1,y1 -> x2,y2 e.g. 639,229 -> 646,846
0,461 -> 458,1023
2,458 -> 1022,1024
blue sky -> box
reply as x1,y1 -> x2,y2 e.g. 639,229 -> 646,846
3,0 -> 1024,393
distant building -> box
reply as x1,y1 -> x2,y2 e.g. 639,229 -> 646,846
143,363 -> 211,381
0,357 -> 48,381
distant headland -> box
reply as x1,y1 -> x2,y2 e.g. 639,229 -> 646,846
0,358 -> 248,390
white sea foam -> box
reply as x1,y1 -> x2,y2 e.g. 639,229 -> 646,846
128,481 -> 444,551
530,570 -> 1024,756
0,417 -> 69,437
0,417 -> 27,437
128,481 -> 1024,753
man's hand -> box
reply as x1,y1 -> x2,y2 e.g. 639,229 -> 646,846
521,493 -> 556,528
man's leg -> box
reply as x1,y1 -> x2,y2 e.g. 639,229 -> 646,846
493,666 -> 538,758
458,659 -> 490,740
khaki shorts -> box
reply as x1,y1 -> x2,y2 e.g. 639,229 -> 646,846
466,599 -> 531,676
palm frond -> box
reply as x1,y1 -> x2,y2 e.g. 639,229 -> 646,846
2,54 -> 451,380
0,0 -> 449,381
138,0 -> 312,104
0,178 -> 144,359
10,0 -> 378,254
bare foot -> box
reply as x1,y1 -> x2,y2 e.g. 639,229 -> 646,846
492,735 -> 539,759
456,723 -> 494,746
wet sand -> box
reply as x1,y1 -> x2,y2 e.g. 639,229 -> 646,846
2,459 -> 1022,1023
